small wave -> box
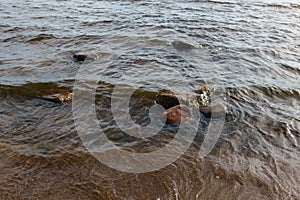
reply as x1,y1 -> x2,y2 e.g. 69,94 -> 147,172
0,82 -> 72,99
190,0 -> 237,5
1,35 -> 26,43
255,3 -> 300,9
26,34 -> 57,44
255,85 -> 300,100
280,63 -> 300,75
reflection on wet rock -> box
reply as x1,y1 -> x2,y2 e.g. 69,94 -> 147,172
41,89 -> 72,103
193,86 -> 213,106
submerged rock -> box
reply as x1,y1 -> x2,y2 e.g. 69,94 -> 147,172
73,51 -> 99,62
194,86 -> 226,118
73,53 -> 87,62
163,105 -> 194,125
171,41 -> 195,51
41,89 -> 72,103
199,104 -> 226,118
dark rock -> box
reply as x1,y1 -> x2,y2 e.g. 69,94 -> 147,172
41,89 -> 72,103
156,90 -> 181,109
163,105 -> 193,125
73,51 -> 98,62
156,88 -> 208,110
73,53 -> 87,62
172,41 -> 195,51
199,104 -> 226,118
156,86 -> 226,119
133,58 -> 147,64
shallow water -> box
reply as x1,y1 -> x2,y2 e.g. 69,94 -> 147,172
0,0 -> 300,199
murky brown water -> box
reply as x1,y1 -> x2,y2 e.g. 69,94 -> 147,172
0,0 -> 300,199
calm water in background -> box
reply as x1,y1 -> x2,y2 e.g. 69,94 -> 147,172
0,0 -> 300,199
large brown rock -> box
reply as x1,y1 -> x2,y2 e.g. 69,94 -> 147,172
163,105 -> 194,125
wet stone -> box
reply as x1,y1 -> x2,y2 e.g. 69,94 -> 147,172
156,90 -> 179,109
72,51 -> 99,62
194,86 -> 212,96
73,53 -> 87,62
41,89 -> 72,103
156,87 -> 211,109
199,104 -> 226,119
171,41 -> 195,51
156,86 -> 226,119
163,105 -> 194,125
193,86 -> 213,106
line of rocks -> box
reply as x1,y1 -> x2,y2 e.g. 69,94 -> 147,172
39,86 -> 226,126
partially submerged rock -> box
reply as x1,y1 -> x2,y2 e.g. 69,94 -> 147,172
156,87 -> 211,109
163,105 -> 194,125
172,41 -> 195,51
156,86 -> 225,120
133,58 -> 147,64
194,86 -> 212,97
155,90 -> 182,109
199,104 -> 226,118
41,89 -> 72,103
193,86 -> 214,107
73,51 -> 99,62
194,86 -> 226,118
73,53 -> 87,62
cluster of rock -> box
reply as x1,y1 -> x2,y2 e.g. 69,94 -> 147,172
156,86 -> 225,125
40,51 -> 225,125
39,85 -> 224,125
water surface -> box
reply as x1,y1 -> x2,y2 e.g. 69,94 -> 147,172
0,0 -> 299,199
